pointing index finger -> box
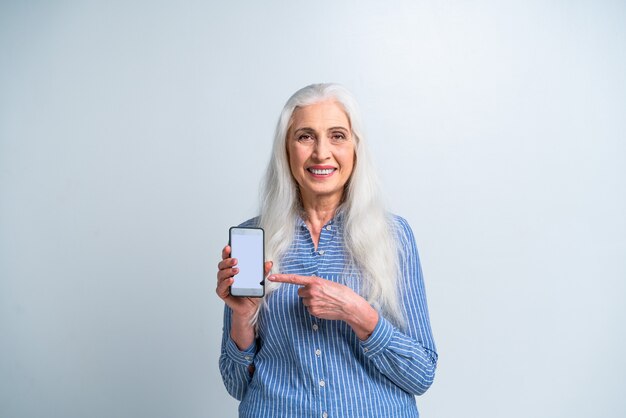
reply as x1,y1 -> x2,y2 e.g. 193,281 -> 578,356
269,274 -> 315,286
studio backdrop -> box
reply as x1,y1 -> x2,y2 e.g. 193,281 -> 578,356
1,1 -> 625,417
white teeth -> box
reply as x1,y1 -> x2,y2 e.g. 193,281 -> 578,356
309,168 -> 334,175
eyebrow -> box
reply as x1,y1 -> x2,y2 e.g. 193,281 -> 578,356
293,126 -> 349,134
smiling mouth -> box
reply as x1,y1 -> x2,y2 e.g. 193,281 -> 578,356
307,168 -> 336,176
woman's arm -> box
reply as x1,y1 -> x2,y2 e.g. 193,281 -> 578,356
218,305 -> 257,400
358,215 -> 437,395
216,245 -> 272,399
359,315 -> 437,395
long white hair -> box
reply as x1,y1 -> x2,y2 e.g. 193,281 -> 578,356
259,83 -> 405,327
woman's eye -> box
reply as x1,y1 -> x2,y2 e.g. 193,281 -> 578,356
298,134 -> 313,141
331,132 -> 347,141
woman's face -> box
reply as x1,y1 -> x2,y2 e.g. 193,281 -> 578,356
287,100 -> 355,207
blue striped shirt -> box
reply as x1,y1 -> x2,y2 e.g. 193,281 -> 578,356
219,213 -> 437,418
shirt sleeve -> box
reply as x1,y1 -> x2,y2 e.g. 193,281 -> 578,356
359,216 -> 438,396
218,305 -> 257,400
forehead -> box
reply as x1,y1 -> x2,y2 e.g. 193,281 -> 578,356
290,100 -> 351,129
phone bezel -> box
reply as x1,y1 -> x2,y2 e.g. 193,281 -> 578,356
228,226 -> 265,298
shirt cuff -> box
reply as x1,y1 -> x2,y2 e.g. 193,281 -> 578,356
225,337 -> 257,366
360,315 -> 394,357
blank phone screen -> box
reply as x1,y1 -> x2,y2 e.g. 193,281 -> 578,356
230,227 -> 264,296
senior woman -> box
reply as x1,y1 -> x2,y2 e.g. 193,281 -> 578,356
216,83 -> 437,417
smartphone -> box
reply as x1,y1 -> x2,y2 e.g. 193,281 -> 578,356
229,226 -> 265,297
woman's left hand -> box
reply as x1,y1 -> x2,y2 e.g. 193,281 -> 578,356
268,274 -> 379,340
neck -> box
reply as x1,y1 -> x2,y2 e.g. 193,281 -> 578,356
300,193 -> 343,249
301,193 -> 342,226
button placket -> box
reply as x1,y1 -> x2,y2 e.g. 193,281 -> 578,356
311,317 -> 327,406
313,220 -> 336,418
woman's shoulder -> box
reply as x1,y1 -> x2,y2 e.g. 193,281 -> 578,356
387,213 -> 418,246
237,216 -> 261,228
388,213 -> 413,233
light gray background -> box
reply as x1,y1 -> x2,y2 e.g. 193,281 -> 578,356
1,1 -> 625,417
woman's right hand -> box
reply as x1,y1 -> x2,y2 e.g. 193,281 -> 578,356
216,244 -> 272,319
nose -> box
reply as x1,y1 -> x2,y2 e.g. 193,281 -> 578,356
312,137 -> 331,161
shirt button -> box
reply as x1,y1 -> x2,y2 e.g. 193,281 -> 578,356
363,348 -> 369,353
322,413 -> 328,418
315,349 -> 321,356
318,250 -> 325,255
244,356 -> 252,361
319,379 -> 325,387
312,323 -> 319,331
326,225 -> 332,231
